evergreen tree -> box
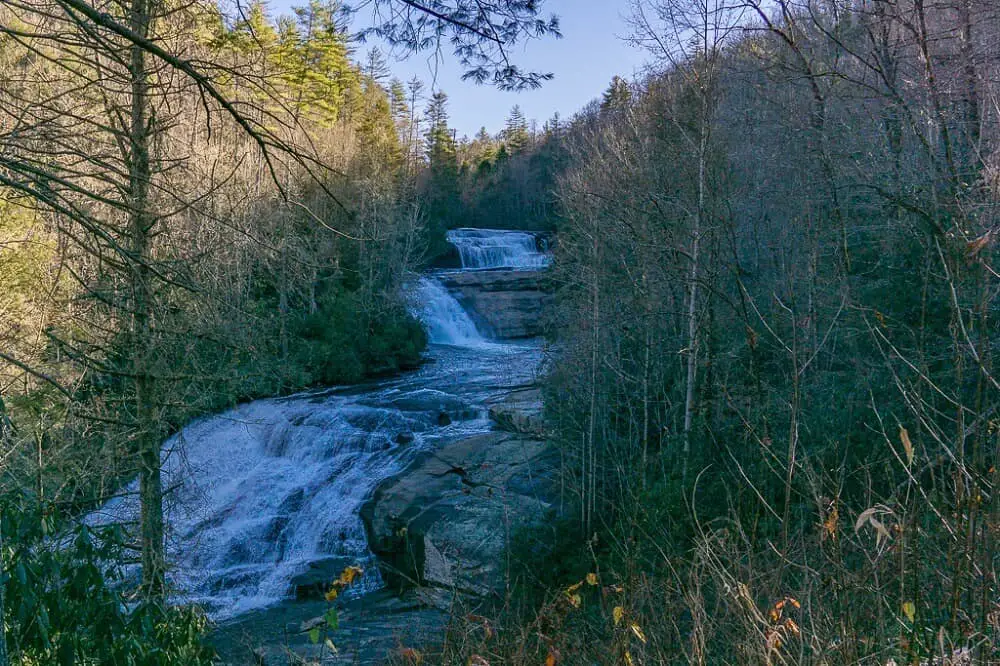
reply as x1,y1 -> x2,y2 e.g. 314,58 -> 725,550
389,77 -> 410,143
364,46 -> 391,84
601,75 -> 632,115
226,0 -> 278,52
543,111 -> 563,137
286,0 -> 358,122
503,104 -> 530,153
406,77 -> 425,169
421,91 -> 460,251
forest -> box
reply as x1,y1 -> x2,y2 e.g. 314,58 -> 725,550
1,0 -> 998,664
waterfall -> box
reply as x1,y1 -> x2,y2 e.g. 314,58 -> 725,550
85,228 -> 544,622
412,277 -> 485,347
86,397 -> 419,618
447,228 -> 550,270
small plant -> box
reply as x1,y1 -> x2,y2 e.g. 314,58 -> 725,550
306,564 -> 364,655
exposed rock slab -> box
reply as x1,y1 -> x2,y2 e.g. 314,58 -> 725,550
211,590 -> 447,665
439,269 -> 552,339
361,432 -> 558,598
488,387 -> 546,437
288,556 -> 352,600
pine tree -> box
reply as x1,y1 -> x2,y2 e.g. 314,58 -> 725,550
226,1 -> 278,52
364,46 -> 390,84
389,77 -> 409,143
601,75 -> 632,115
406,77 -> 425,169
285,0 -> 358,123
422,91 -> 460,249
503,104 -> 530,153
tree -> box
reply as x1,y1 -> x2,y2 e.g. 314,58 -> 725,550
364,45 -> 391,83
358,0 -> 561,90
422,91 -> 461,248
406,76 -> 426,170
629,0 -> 744,480
503,104 -> 531,153
600,75 -> 632,115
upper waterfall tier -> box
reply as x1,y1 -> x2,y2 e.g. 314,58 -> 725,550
446,229 -> 550,270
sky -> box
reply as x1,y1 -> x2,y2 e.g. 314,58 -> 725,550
267,0 -> 652,138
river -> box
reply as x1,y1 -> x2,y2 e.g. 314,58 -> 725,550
87,228 -> 550,622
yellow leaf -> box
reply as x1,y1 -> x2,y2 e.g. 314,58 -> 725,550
613,606 -> 625,627
545,652 -> 556,666
902,601 -> 915,623
899,426 -> 914,466
568,593 -> 582,608
337,565 -> 364,587
624,650 -> 635,666
565,581 -> 583,594
324,588 -> 339,602
630,623 -> 647,644
586,573 -> 599,586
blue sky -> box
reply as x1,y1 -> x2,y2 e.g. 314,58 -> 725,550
266,0 -> 651,138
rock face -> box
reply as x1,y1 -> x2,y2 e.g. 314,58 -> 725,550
439,269 -> 551,339
361,432 -> 558,598
487,387 -> 546,437
288,556 -> 352,600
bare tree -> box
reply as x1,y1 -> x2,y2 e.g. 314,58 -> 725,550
629,0 -> 745,479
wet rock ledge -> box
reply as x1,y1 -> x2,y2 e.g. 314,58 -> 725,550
361,386 -> 557,604
439,270 -> 552,339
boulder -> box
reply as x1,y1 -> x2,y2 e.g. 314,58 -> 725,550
361,432 -> 558,597
288,556 -> 352,600
439,269 -> 552,339
488,387 -> 545,437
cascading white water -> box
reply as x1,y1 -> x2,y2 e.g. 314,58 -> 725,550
87,396 -> 431,618
447,228 -> 550,270
86,229 -> 544,621
413,277 -> 485,346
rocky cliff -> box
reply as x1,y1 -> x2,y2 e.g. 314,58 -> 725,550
439,269 -> 551,339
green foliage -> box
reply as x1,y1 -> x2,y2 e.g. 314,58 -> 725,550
506,516 -> 605,608
289,296 -> 426,386
0,496 -> 214,665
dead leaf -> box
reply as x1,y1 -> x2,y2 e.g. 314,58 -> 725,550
398,647 -> 422,664
899,426 -> 914,466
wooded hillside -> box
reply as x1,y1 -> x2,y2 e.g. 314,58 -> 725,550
440,1 -> 1000,664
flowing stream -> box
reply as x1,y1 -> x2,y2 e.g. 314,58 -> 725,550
87,229 -> 547,621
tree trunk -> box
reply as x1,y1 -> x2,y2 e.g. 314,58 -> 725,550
0,396 -> 9,665
128,0 -> 165,601
683,85 -> 708,482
